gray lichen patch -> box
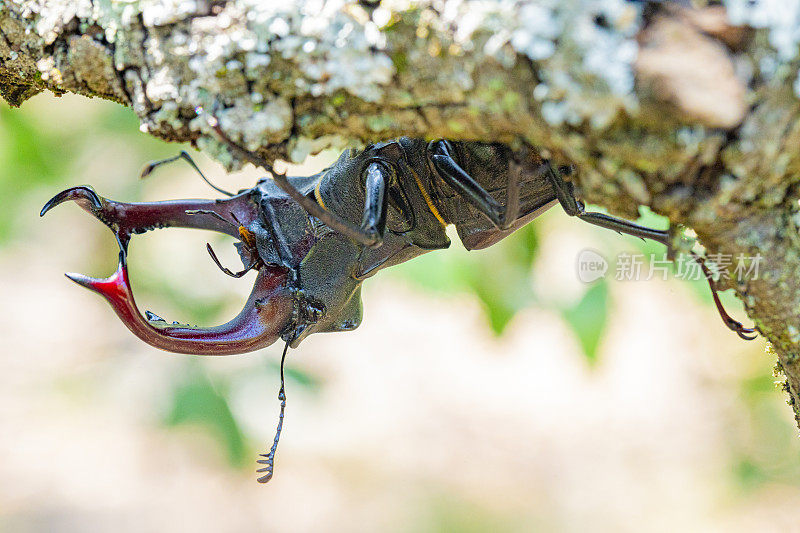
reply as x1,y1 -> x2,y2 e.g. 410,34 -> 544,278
1,0 -> 660,163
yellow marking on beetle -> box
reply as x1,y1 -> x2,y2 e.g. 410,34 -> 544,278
238,225 -> 257,249
314,178 -> 327,210
409,167 -> 446,227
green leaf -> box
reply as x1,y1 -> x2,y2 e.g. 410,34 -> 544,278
465,260 -> 532,336
561,280 -> 609,365
164,363 -> 247,467
469,224 -> 540,335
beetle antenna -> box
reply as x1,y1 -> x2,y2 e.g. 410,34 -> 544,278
140,150 -> 235,197
256,340 -> 289,483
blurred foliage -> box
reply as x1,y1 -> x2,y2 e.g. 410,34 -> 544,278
132,272 -> 230,326
394,219 -> 613,363
163,357 -> 319,468
394,203 -> 752,369
0,105 -> 75,242
561,280 -> 608,365
417,491 -> 528,532
0,100 -> 173,243
164,362 -> 249,467
732,369 -> 800,492
395,224 -> 540,336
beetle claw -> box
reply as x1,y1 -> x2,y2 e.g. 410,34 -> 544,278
65,270 -> 110,292
44,187 -> 295,355
41,185 -> 261,247
737,330 -> 758,341
723,316 -> 757,340
62,246 -> 293,355
691,251 -> 758,341
40,185 -> 103,217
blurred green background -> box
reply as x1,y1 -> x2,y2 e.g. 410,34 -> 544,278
1,94 -> 798,532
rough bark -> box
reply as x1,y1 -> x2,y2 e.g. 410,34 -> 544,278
2,1 -> 800,424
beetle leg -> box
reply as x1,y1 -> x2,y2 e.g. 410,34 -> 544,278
360,162 -> 390,245
256,340 -> 289,483
41,185 -> 258,250
430,140 -> 519,229
691,251 -> 758,340
546,164 -> 757,340
140,149 -> 235,197
545,165 -> 671,245
205,117 -> 382,248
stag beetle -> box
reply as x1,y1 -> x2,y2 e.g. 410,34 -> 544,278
41,116 -> 756,482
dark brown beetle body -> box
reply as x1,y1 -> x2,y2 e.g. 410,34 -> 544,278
41,131 -> 757,482
40,137 -> 566,354
260,138 -> 561,345
41,134 -> 756,353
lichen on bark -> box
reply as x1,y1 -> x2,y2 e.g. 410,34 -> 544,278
2,0 -> 800,426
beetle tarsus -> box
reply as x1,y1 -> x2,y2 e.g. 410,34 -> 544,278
544,163 -> 756,339
691,251 -> 758,340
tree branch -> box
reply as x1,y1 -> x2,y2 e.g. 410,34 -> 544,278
3,1 -> 800,424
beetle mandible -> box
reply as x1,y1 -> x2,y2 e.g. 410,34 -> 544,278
41,118 -> 756,482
